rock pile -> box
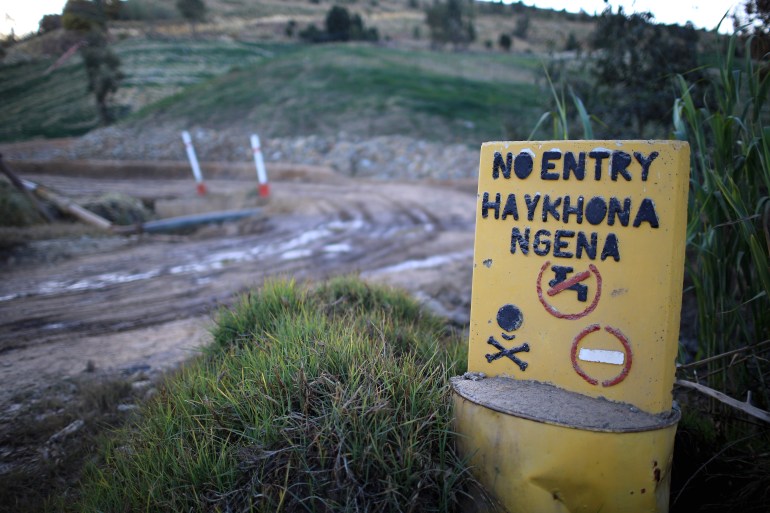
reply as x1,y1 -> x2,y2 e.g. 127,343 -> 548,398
7,126 -> 481,181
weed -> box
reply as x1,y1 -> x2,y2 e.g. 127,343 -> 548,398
669,34 -> 770,512
673,35 -> 770,408
0,181 -> 45,227
527,63 -> 594,140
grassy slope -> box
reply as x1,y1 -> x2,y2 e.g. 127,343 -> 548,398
0,59 -> 98,141
0,39 -> 542,145
136,43 -> 542,144
73,277 -> 478,512
0,39 -> 282,142
1,0 -> 599,145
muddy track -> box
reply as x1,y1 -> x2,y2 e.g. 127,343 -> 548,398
0,171 -> 477,409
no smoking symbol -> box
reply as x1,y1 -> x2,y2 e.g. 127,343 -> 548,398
536,261 -> 602,320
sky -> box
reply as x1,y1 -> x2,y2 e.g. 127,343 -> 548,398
0,0 -> 743,38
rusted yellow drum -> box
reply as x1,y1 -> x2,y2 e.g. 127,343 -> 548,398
453,376 -> 679,513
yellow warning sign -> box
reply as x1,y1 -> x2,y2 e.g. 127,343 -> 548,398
468,140 -> 690,414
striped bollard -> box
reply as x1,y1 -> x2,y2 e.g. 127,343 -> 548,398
250,134 -> 270,198
181,131 -> 207,196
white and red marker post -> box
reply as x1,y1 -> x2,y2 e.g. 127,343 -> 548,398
181,130 -> 207,196
250,134 -> 270,198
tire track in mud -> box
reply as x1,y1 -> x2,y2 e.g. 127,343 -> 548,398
0,179 -> 476,357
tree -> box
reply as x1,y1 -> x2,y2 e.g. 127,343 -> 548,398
564,31 -> 580,52
62,0 -> 123,126
62,0 -> 120,31
326,5 -> 352,41
81,30 -> 123,124
424,0 -> 475,49
301,6 -> 378,44
513,14 -> 529,39
741,0 -> 770,59
299,23 -> 326,43
285,19 -> 297,38
39,14 -> 62,34
498,33 -> 512,51
62,0 -> 103,32
586,7 -> 701,136
176,0 -> 206,36
742,0 -> 770,29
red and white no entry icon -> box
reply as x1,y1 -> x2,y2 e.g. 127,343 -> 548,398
570,324 -> 633,387
536,261 -> 602,320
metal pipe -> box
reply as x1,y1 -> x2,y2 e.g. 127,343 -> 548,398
115,208 -> 263,234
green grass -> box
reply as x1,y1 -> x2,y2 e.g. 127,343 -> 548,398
0,39 -> 541,145
0,181 -> 45,227
0,59 -> 100,141
535,35 -> 770,510
136,43 -> 542,144
0,39 -> 283,142
74,277 -> 478,512
673,36 -> 770,405
115,38 -> 283,88
667,35 -> 770,511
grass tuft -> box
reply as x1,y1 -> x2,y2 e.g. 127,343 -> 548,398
75,277 -> 477,512
669,34 -> 770,511
0,181 -> 45,227
674,35 -> 770,405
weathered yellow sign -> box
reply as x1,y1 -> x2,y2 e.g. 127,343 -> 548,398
468,140 -> 690,414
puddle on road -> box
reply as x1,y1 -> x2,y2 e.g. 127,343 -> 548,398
362,250 -> 473,278
1,216 -> 439,302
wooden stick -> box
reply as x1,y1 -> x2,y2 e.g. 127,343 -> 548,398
677,339 -> 770,370
675,379 -> 770,424
24,179 -> 113,231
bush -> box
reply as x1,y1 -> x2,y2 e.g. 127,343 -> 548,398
674,36 -> 770,410
586,7 -> 702,137
76,278 -> 477,512
326,5 -> 353,41
425,0 -> 476,49
62,0 -> 103,32
513,14 -> 529,39
176,0 -> 206,25
299,23 -> 327,43
38,14 -> 62,34
668,35 -> 770,511
301,6 -> 379,44
564,31 -> 580,52
498,33 -> 512,51
0,181 -> 44,227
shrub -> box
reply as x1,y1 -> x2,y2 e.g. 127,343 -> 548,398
38,14 -> 62,34
424,0 -> 476,49
76,278 -> 477,512
498,33 -> 512,51
301,6 -> 379,44
0,181 -> 44,227
674,36 -> 770,408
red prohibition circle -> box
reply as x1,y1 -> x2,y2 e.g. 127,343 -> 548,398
570,324 -> 633,387
536,261 -> 602,320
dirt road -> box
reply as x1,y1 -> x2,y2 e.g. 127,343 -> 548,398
0,168 -> 477,412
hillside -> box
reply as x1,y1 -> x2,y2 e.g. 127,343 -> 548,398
0,0 -> 600,145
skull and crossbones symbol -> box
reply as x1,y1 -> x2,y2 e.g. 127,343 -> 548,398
485,304 -> 529,372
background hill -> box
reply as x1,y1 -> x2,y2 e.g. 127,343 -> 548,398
0,0 -> 600,145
